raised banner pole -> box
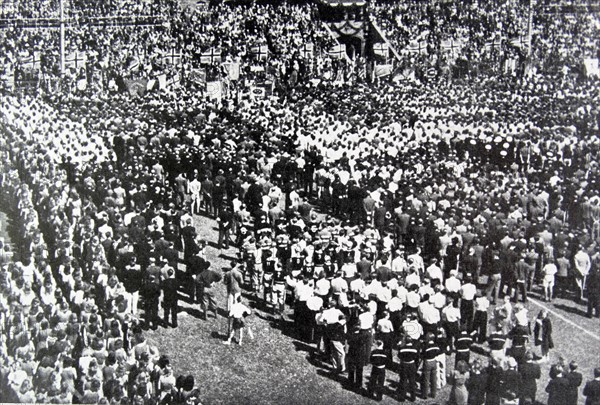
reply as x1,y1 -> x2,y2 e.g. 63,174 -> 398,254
59,0 -> 65,75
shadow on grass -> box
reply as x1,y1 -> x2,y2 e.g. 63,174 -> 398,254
553,302 -> 589,317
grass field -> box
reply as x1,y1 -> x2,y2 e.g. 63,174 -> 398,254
144,213 -> 600,405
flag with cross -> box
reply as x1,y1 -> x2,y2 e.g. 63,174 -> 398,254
301,44 -> 314,60
405,40 -> 428,55
509,34 -> 529,49
250,45 -> 269,61
484,37 -> 503,54
200,48 -> 222,65
440,38 -> 463,58
64,51 -> 87,70
373,43 -> 389,58
328,44 -> 346,60
20,52 -> 42,72
163,49 -> 182,66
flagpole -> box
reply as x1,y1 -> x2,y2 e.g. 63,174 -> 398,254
527,0 -> 534,57
60,0 -> 65,75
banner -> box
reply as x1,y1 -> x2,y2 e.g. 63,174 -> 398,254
206,81 -> 222,101
221,62 -> 240,81
250,45 -> 269,61
65,51 -> 87,70
328,44 -> 346,59
189,68 -> 207,85
583,58 -> 599,77
250,86 -> 266,100
200,48 -> 222,65
123,78 -> 148,97
373,64 -> 393,78
331,20 -> 365,39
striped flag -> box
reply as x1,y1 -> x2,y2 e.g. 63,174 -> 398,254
0,69 -> 14,90
328,44 -> 346,60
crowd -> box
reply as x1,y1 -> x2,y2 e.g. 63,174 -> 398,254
370,0 -> 599,79
0,0 -> 599,404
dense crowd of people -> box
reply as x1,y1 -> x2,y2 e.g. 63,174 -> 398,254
0,0 -> 599,404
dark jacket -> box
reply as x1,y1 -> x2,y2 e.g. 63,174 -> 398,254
518,361 -> 541,400
546,376 -> 571,405
162,277 -> 179,303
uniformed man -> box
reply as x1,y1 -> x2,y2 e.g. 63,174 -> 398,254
397,335 -> 419,402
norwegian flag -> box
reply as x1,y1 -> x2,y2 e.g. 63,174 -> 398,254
328,44 -> 346,60
484,37 -> 503,53
405,40 -> 428,55
20,52 -> 42,71
509,35 -> 529,49
250,45 -> 269,61
440,38 -> 464,58
373,43 -> 389,58
301,44 -> 314,59
199,48 -> 222,65
64,51 -> 87,70
163,49 -> 182,66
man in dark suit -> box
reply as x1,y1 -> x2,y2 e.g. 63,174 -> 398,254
566,361 -> 583,405
583,367 -> 600,405
140,275 -> 161,329
162,268 -> 179,327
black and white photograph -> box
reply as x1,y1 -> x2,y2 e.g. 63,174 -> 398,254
0,0 -> 599,403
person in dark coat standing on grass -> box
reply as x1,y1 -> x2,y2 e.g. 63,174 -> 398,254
367,339 -> 388,401
566,360 -> 583,405
518,351 -> 541,404
533,309 -> 553,362
546,364 -> 571,405
583,367 -> 600,405
485,357 -> 504,405
140,275 -> 161,329
346,322 -> 371,394
587,266 -> 600,318
162,268 -> 179,327
466,359 -> 487,405
197,262 -> 220,320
